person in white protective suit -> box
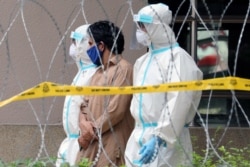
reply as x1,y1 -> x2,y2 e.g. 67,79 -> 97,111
56,24 -> 98,167
125,3 -> 203,167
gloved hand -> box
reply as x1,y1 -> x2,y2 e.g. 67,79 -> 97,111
78,121 -> 97,150
139,136 -> 165,164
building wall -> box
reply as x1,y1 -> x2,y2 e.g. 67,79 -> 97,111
1,0 -> 250,165
0,0 -> 147,163
0,125 -> 249,163
0,0 -> 146,125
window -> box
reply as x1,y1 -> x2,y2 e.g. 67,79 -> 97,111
195,2 -> 250,127
197,0 -> 250,16
196,23 -> 250,127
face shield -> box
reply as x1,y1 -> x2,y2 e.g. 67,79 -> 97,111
70,24 -> 93,65
70,31 -> 84,45
69,31 -> 82,61
130,3 -> 176,50
130,14 -> 153,49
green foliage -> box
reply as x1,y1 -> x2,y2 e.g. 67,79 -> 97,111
191,150 -> 218,167
191,145 -> 250,167
78,158 -> 92,167
0,147 -> 249,167
217,146 -> 250,167
0,157 -> 56,167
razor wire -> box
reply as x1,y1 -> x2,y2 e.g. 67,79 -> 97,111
0,0 -> 250,166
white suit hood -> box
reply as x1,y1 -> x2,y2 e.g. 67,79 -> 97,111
56,24 -> 98,167
126,3 -> 203,167
138,3 -> 176,49
71,24 -> 93,68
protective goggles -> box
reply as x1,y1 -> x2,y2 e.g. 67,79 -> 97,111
70,31 -> 84,41
133,14 -> 154,29
133,14 -> 153,24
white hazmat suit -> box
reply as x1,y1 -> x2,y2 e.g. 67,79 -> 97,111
56,24 -> 98,166
125,3 -> 203,167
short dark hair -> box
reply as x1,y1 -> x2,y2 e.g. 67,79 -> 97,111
87,20 -> 124,54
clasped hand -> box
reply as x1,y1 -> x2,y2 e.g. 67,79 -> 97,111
139,136 -> 165,164
78,121 -> 98,150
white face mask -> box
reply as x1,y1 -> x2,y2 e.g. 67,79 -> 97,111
76,40 -> 92,64
69,43 -> 77,60
136,29 -> 151,46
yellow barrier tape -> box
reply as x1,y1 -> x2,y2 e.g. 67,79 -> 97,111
1,76 -> 250,108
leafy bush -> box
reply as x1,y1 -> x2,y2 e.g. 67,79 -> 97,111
0,146 -> 249,167
191,145 -> 250,167
0,157 -> 56,167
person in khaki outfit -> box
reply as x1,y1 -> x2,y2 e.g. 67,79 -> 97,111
75,20 -> 134,167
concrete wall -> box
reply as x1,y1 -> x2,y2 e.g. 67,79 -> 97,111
1,1 -> 250,165
0,126 -> 249,163
0,0 -> 146,125
0,0 -> 147,164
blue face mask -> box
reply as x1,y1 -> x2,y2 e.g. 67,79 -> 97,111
87,44 -> 103,66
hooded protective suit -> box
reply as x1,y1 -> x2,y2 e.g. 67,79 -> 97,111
56,24 -> 98,167
125,3 -> 203,167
